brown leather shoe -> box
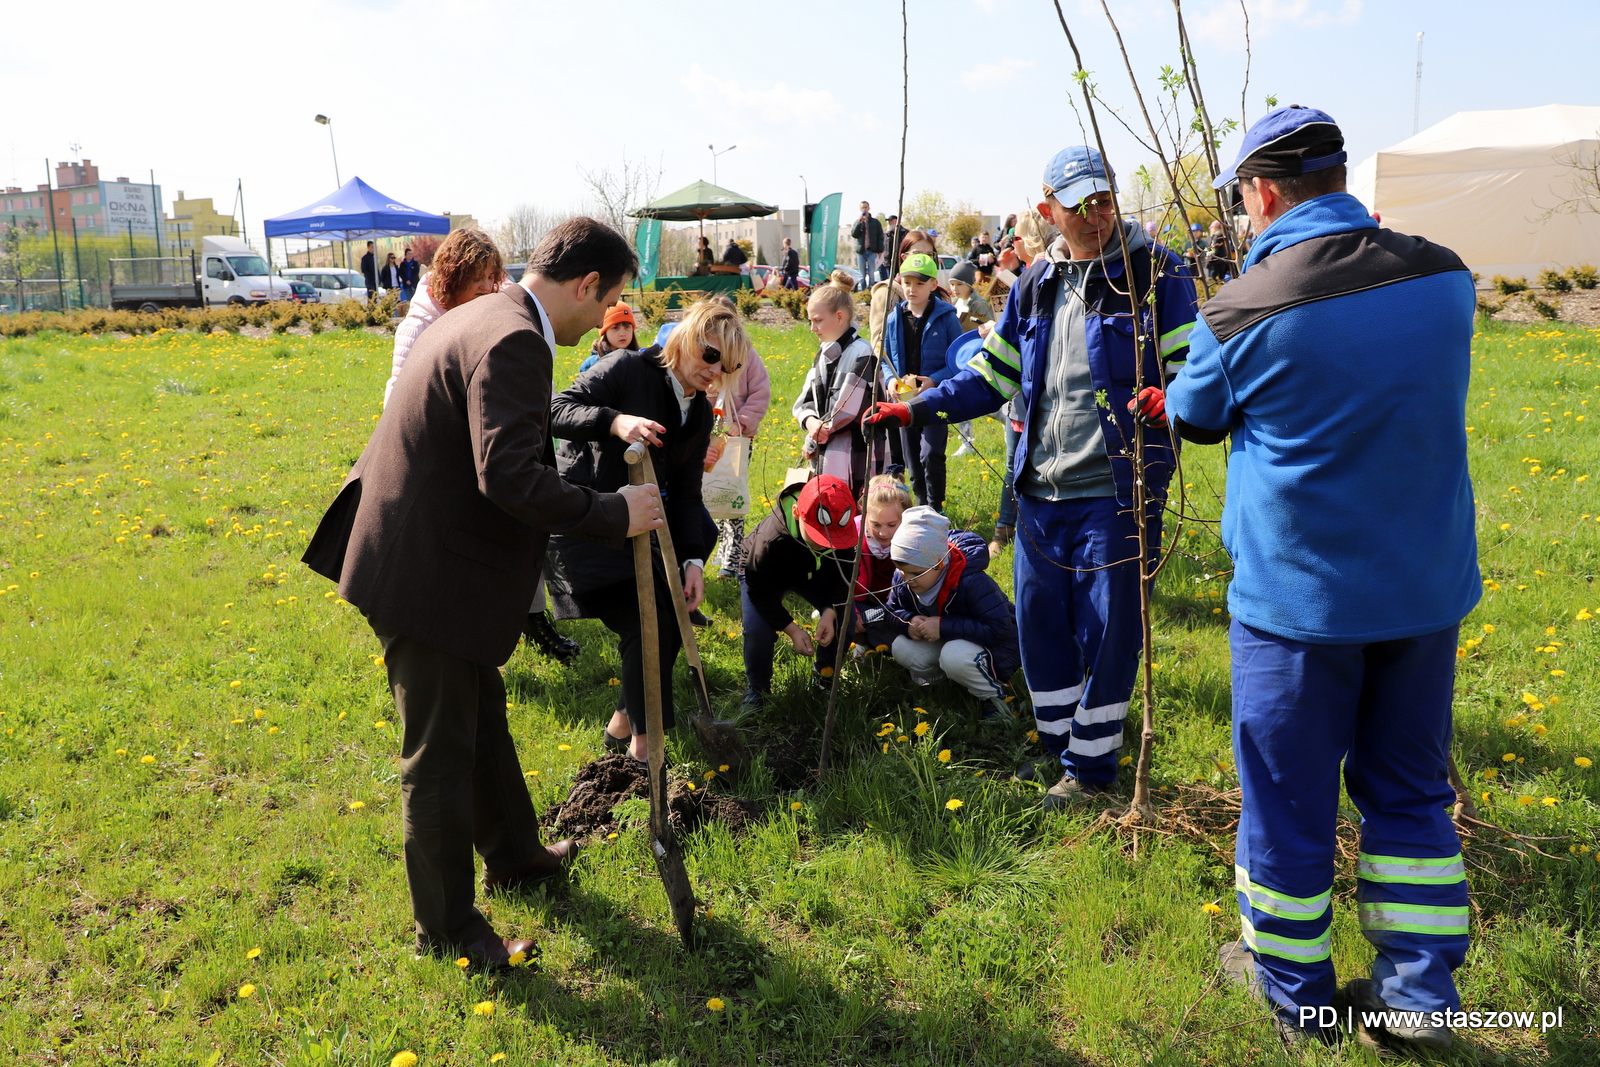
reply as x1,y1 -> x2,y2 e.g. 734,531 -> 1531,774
461,931 -> 539,970
484,840 -> 579,895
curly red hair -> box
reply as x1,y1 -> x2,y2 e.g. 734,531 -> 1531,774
428,229 -> 504,310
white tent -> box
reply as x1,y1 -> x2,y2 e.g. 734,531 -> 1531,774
1349,104 -> 1600,281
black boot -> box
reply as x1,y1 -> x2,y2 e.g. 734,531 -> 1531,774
523,612 -> 580,664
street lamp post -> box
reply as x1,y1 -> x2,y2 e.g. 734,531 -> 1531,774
314,114 -> 346,268
709,143 -> 736,186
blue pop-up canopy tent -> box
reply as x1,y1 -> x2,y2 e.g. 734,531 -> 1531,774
265,176 -> 451,240
264,177 -> 451,279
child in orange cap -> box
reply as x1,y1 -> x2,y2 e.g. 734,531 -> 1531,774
577,302 -> 639,376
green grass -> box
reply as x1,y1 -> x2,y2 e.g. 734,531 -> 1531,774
0,317 -> 1596,1065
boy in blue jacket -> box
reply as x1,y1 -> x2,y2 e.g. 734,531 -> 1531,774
878,506 -> 1019,718
883,253 -> 962,511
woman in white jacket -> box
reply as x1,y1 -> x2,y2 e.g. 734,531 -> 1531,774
382,228 -> 505,407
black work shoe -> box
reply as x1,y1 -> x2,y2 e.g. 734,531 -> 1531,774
1343,978 -> 1453,1051
688,608 -> 712,628
1220,941 -> 1341,1048
524,612 -> 580,664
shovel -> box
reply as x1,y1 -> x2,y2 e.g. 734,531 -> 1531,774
627,446 -> 751,776
625,442 -> 698,946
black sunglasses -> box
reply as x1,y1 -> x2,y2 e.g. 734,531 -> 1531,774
700,344 -> 723,365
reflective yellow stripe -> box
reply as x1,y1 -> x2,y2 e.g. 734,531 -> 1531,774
1359,902 -> 1470,936
1234,865 -> 1330,921
1241,916 -> 1330,963
1159,321 -> 1193,356
1358,853 -> 1466,885
970,355 -> 1019,400
981,329 -> 1022,372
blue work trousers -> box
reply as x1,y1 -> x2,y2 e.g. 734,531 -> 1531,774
1014,494 -> 1154,785
1230,620 -> 1469,1022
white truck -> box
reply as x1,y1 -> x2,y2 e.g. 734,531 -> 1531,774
109,235 -> 292,311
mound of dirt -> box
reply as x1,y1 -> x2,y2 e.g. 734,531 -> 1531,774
543,755 -> 763,840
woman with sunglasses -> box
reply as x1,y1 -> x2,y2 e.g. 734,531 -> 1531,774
545,301 -> 750,762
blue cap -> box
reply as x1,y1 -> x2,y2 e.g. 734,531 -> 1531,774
947,328 -> 985,375
1042,145 -> 1115,205
1213,104 -> 1346,189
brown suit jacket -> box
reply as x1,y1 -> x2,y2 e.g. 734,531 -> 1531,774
304,284 -> 629,666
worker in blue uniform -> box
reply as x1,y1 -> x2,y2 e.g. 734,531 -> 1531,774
867,145 -> 1198,807
1139,105 -> 1480,1051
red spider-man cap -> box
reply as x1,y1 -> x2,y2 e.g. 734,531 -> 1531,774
796,475 -> 857,550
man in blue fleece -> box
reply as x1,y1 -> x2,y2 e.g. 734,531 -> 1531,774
1144,106 -> 1479,1051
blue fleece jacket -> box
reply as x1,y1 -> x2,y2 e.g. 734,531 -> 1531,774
884,296 -> 963,384
883,530 -> 1020,679
1166,192 -> 1480,644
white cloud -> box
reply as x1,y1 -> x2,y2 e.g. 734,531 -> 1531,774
681,63 -> 843,126
1191,0 -> 1363,44
959,57 -> 1036,90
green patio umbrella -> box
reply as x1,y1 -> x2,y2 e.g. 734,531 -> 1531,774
632,179 -> 778,249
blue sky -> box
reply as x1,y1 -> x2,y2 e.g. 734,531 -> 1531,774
4,0 -> 1597,243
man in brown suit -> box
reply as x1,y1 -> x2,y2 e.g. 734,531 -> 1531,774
305,218 -> 662,966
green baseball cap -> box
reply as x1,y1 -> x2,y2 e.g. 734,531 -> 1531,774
898,252 -> 938,280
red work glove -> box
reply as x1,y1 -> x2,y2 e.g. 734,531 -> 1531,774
1128,386 -> 1168,429
864,401 -> 912,427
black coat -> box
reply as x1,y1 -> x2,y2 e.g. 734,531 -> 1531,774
545,347 -> 713,609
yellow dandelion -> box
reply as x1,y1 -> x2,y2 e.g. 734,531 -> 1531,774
881,742 -> 889,754
1502,753 -> 1517,762
1533,724 -> 1549,737
391,1054 -> 418,1067
1119,755 -> 1133,766
267,726 -> 279,734
686,782 -> 696,791
1551,669 -> 1566,677
374,720 -> 388,729
896,735 -> 908,743
945,798 -> 964,811
229,680 -> 242,689
140,754 -> 155,764
875,644 -> 889,653
706,997 -> 726,1012
490,1056 -> 507,1064
1518,795 -> 1535,806
557,744 -> 571,751
937,749 -> 952,763
455,957 -> 470,969
473,1001 -> 495,1017
507,949 -> 528,966
718,764 -> 729,772
791,801 -> 803,811
374,656 -> 386,667
1482,624 -> 1496,634
820,667 -> 834,678
1482,768 -> 1499,779
115,748 -> 127,756
913,707 -> 927,715
606,832 -> 618,839
704,771 -> 715,780
607,677 -> 621,686
254,709 -> 266,719
246,947 -> 261,959
1201,902 -> 1224,916
1575,756 -> 1593,768
237,983 -> 256,998
349,800 -> 365,810
913,722 -> 931,737
1543,797 -> 1559,806
1026,730 -> 1039,743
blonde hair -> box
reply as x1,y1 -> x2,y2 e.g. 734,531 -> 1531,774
662,300 -> 750,390
866,474 -> 913,511
828,268 -> 855,292
807,283 -> 854,323
1016,207 -> 1057,261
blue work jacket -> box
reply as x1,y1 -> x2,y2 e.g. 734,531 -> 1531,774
909,237 -> 1198,507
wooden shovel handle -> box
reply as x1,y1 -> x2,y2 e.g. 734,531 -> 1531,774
625,445 -> 669,838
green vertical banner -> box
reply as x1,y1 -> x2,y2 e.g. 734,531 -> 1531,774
635,219 -> 661,288
807,192 -> 841,285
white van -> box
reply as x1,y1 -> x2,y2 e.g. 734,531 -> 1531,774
200,235 -> 292,306
280,267 -> 368,304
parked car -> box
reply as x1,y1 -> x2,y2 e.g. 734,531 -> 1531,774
287,280 -> 320,304
281,268 -> 367,304
751,263 -> 859,291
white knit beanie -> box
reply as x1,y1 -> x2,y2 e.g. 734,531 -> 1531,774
890,506 -> 950,569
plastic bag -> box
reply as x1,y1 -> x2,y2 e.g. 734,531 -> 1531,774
703,435 -> 751,520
